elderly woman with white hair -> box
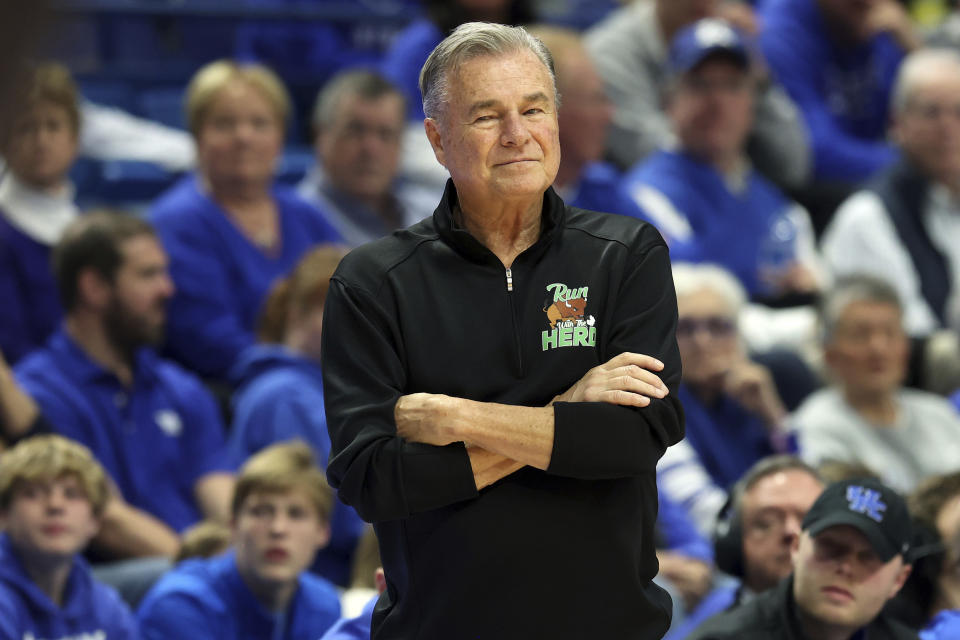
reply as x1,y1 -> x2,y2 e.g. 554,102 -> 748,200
672,262 -> 809,490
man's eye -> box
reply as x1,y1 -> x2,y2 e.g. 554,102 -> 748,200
525,108 -> 543,115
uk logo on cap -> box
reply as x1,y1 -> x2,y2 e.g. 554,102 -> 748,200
694,19 -> 739,48
846,485 -> 887,523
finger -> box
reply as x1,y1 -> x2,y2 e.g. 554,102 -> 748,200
600,389 -> 652,407
602,352 -> 665,372
609,365 -> 669,393
604,373 -> 667,399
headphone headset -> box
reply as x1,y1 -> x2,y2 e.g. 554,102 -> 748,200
713,490 -> 745,578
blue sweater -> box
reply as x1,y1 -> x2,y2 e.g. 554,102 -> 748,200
149,175 -> 342,379
0,534 -> 138,640
679,384 -> 789,489
15,330 -> 233,532
228,345 -> 367,587
622,149 -> 799,296
0,215 -> 62,365
318,596 -> 376,640
568,162 -> 651,221
922,610 -> 960,640
760,0 -> 901,182
137,551 -> 341,640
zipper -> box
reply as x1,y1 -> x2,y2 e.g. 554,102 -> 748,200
505,267 -> 523,375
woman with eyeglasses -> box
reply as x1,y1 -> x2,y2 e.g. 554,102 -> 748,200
672,262 -> 796,490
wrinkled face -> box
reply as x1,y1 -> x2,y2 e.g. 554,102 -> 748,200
103,235 -> 175,349
318,92 -> 405,204
669,58 -> 755,165
895,71 -> 960,187
741,470 -> 825,592
233,489 -> 329,589
793,526 -> 910,630
2,475 -> 100,561
676,288 -> 739,387
4,100 -> 78,190
425,50 -> 561,209
196,80 -> 284,188
556,52 -> 612,171
825,301 -> 908,397
817,0 -> 879,40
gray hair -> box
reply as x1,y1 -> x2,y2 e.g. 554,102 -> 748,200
311,69 -> 405,133
672,262 -> 747,317
891,48 -> 960,116
418,21 -> 558,122
730,455 -> 824,514
819,274 -> 903,343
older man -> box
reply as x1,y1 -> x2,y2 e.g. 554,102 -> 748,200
822,49 -> 960,338
584,0 -> 808,189
666,456 -> 825,639
793,276 -> 960,493
689,478 -> 917,640
321,22 -> 684,639
297,70 -> 437,247
622,18 -> 824,303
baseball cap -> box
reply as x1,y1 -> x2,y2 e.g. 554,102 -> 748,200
668,18 -> 751,76
802,478 -> 912,562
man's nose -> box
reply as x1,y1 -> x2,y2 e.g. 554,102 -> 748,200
500,112 -> 530,147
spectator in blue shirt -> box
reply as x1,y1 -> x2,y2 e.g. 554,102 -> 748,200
672,263 -> 795,489
297,70 -> 437,247
150,60 -> 342,380
137,441 -> 341,640
759,0 -> 917,184
622,18 -> 824,302
526,25 -> 651,220
230,244 -> 365,588
15,211 -> 235,561
0,435 -> 139,639
0,62 -> 81,364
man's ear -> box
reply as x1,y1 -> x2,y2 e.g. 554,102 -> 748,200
423,118 -> 447,169
889,562 -> 913,599
76,268 -> 112,311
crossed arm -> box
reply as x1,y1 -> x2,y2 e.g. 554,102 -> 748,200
394,352 -> 670,490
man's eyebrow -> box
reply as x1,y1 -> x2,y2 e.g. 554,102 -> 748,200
524,91 -> 550,104
468,99 -> 499,116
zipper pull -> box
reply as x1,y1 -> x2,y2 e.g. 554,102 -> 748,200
505,267 -> 514,292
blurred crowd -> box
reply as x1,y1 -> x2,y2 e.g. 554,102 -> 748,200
4,0 -> 960,638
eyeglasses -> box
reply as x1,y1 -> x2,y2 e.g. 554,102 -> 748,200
677,316 -> 736,339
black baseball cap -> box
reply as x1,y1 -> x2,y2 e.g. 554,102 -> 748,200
802,478 -> 912,562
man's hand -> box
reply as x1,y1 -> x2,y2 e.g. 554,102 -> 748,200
724,359 -> 786,429
395,393 -> 463,446
467,446 -> 526,490
657,551 -> 714,611
551,352 -> 669,407
866,0 -> 920,50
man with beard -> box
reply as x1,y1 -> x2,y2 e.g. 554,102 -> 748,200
14,211 -> 235,563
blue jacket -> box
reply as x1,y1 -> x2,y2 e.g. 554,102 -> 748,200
679,384 -> 792,489
137,551 -> 341,640
622,149 -> 799,296
658,486 -> 714,564
380,18 -> 443,121
15,330 -> 233,532
318,596 -> 376,640
567,162 -> 652,221
0,215 -> 62,365
228,344 -> 367,587
0,534 -> 139,640
149,174 -> 342,379
759,0 -> 901,182
922,610 -> 960,640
